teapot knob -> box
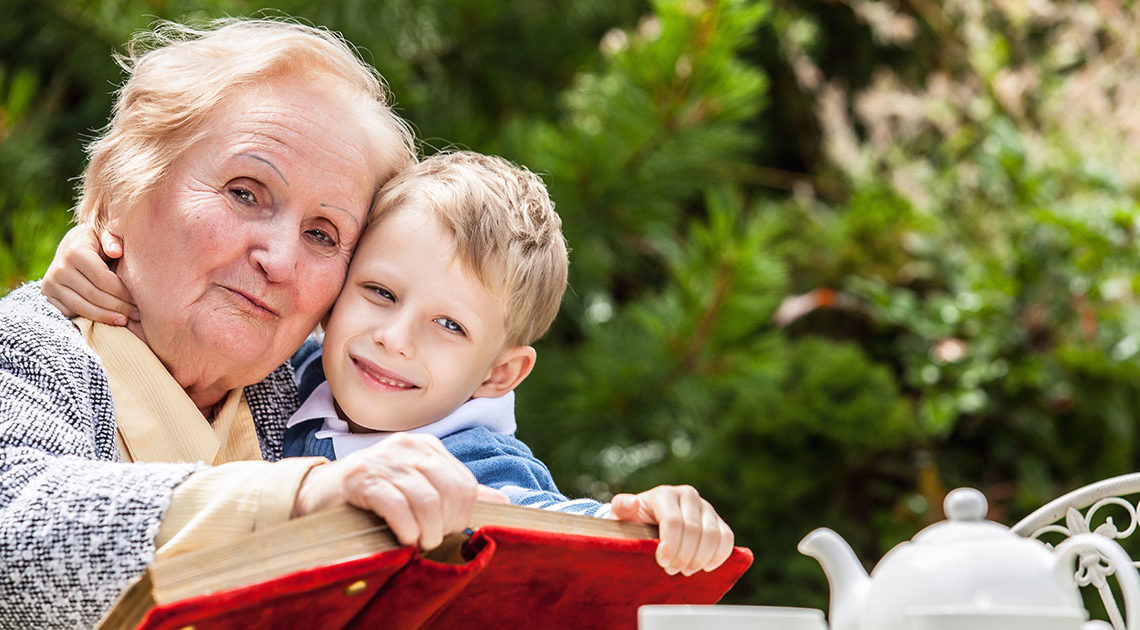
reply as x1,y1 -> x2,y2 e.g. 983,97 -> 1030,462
944,487 -> 987,521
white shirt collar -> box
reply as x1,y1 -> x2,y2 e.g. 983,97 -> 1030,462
285,382 -> 517,459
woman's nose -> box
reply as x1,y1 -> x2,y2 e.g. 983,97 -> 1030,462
250,226 -> 299,283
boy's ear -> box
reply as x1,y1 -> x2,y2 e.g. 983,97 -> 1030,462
473,345 -> 536,399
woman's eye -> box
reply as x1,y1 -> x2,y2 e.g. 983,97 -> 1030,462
434,317 -> 466,335
228,186 -> 256,205
305,228 -> 337,248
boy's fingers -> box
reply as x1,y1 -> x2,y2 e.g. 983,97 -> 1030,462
710,520 -> 735,571
64,269 -> 135,320
668,488 -> 703,575
98,230 -> 124,259
43,296 -> 68,319
613,487 -> 735,575
687,503 -> 726,573
75,247 -> 134,305
82,303 -> 130,327
46,283 -> 127,325
648,494 -> 684,574
90,264 -> 135,306
609,493 -> 644,522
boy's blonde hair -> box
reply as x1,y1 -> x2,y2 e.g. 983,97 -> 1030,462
371,151 -> 568,347
76,18 -> 416,232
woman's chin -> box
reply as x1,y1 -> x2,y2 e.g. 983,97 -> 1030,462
196,321 -> 289,372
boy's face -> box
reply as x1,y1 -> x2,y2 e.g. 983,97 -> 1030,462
321,202 -> 512,432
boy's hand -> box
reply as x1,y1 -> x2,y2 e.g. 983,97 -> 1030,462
610,485 -> 734,576
42,225 -> 137,325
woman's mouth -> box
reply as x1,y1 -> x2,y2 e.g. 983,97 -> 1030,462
222,286 -> 279,319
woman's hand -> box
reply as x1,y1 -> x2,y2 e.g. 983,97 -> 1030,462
42,225 -> 137,325
293,433 -> 502,550
610,485 -> 735,576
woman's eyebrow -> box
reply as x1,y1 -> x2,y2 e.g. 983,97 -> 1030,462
321,203 -> 361,230
238,153 -> 289,186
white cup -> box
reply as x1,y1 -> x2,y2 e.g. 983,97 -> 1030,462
905,606 -> 1089,630
638,605 -> 827,630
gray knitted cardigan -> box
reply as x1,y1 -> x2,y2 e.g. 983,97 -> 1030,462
0,283 -> 298,629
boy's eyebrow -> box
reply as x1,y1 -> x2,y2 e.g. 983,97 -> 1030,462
353,256 -> 500,338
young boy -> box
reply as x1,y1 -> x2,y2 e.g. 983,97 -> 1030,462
283,151 -> 600,515
44,151 -> 734,575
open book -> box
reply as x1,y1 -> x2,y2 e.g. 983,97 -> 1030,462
98,501 -> 753,630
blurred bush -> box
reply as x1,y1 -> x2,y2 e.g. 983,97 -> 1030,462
5,0 -> 1140,609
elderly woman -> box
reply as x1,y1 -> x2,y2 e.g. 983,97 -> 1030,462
0,19 -> 490,628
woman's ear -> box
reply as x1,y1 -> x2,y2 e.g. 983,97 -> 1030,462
473,345 -> 536,399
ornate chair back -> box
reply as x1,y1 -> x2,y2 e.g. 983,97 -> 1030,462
1011,473 -> 1140,630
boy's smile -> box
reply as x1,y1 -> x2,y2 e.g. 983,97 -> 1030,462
321,202 -> 514,432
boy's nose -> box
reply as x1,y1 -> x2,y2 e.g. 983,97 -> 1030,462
373,315 -> 414,358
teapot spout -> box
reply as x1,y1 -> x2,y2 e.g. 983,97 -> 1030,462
799,528 -> 870,630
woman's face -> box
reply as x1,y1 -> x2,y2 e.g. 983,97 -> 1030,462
112,75 -> 382,398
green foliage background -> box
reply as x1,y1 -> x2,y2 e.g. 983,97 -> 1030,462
4,0 -> 1140,608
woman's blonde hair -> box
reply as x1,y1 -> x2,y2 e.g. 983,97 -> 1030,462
370,151 -> 568,347
75,18 -> 416,231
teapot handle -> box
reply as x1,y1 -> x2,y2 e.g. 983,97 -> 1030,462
1054,532 -> 1140,630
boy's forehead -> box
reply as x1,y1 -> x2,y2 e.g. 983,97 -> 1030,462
352,204 -> 507,296
355,202 -> 445,258
350,198 -> 513,326
370,198 -> 435,233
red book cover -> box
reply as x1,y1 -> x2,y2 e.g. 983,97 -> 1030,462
421,527 -> 754,630
124,527 -> 752,630
135,546 -> 417,630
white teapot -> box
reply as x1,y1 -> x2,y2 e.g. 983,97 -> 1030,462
798,487 -> 1140,630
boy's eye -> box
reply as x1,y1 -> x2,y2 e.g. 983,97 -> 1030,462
434,316 -> 466,335
365,284 -> 395,302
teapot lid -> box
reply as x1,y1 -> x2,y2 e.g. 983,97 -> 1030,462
912,488 -> 1011,544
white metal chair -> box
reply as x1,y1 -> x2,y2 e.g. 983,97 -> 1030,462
1012,473 -> 1140,630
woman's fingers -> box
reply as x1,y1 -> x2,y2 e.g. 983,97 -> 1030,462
477,485 -> 509,504
353,474 -> 439,547
314,433 -> 479,550
361,433 -> 477,546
